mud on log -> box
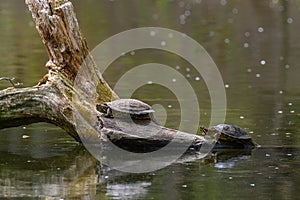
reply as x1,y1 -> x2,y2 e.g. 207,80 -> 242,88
0,0 -> 207,149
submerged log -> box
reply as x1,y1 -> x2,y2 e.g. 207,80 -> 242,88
0,0 -> 211,151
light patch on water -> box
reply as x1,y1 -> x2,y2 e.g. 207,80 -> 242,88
172,78 -> 176,82
244,32 -> 250,37
150,31 -> 156,36
224,38 -> 230,44
185,10 -> 191,16
186,67 -> 190,72
258,27 -> 264,33
285,64 -> 290,69
260,60 -> 266,65
279,90 -> 283,94
244,43 -> 249,48
186,74 -> 191,78
287,17 -> 293,24
220,0 -> 227,6
175,65 -> 180,70
232,8 -> 238,14
256,73 -> 261,78
161,41 -> 167,46
247,68 -> 252,73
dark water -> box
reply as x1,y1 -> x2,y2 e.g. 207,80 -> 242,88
0,0 -> 300,199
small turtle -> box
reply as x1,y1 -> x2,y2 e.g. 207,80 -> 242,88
204,124 -> 256,149
96,99 -> 154,120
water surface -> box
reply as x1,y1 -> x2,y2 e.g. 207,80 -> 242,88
0,0 -> 299,199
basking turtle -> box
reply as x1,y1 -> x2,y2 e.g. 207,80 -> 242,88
96,99 -> 154,120
202,124 -> 256,149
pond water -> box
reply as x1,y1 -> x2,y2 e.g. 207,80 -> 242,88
0,0 -> 300,199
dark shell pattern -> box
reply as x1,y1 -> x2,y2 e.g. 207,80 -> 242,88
214,124 -> 251,139
107,99 -> 154,115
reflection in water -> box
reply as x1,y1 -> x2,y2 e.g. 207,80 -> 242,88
0,0 -> 300,199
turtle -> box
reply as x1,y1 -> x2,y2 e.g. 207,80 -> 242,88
201,124 -> 257,149
96,99 -> 154,120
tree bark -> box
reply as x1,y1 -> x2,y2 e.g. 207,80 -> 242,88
0,0 -> 208,149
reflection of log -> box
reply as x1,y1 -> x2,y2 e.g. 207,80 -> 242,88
0,0 -> 208,149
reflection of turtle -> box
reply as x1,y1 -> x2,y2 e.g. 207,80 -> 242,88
96,99 -> 154,120
202,124 -> 256,149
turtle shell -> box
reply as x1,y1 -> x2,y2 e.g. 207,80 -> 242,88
214,124 -> 251,140
107,99 -> 154,115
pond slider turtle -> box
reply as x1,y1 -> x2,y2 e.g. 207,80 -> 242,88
202,124 -> 256,149
96,99 -> 154,120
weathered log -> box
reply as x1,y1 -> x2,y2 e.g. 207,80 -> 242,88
0,0 -> 213,151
